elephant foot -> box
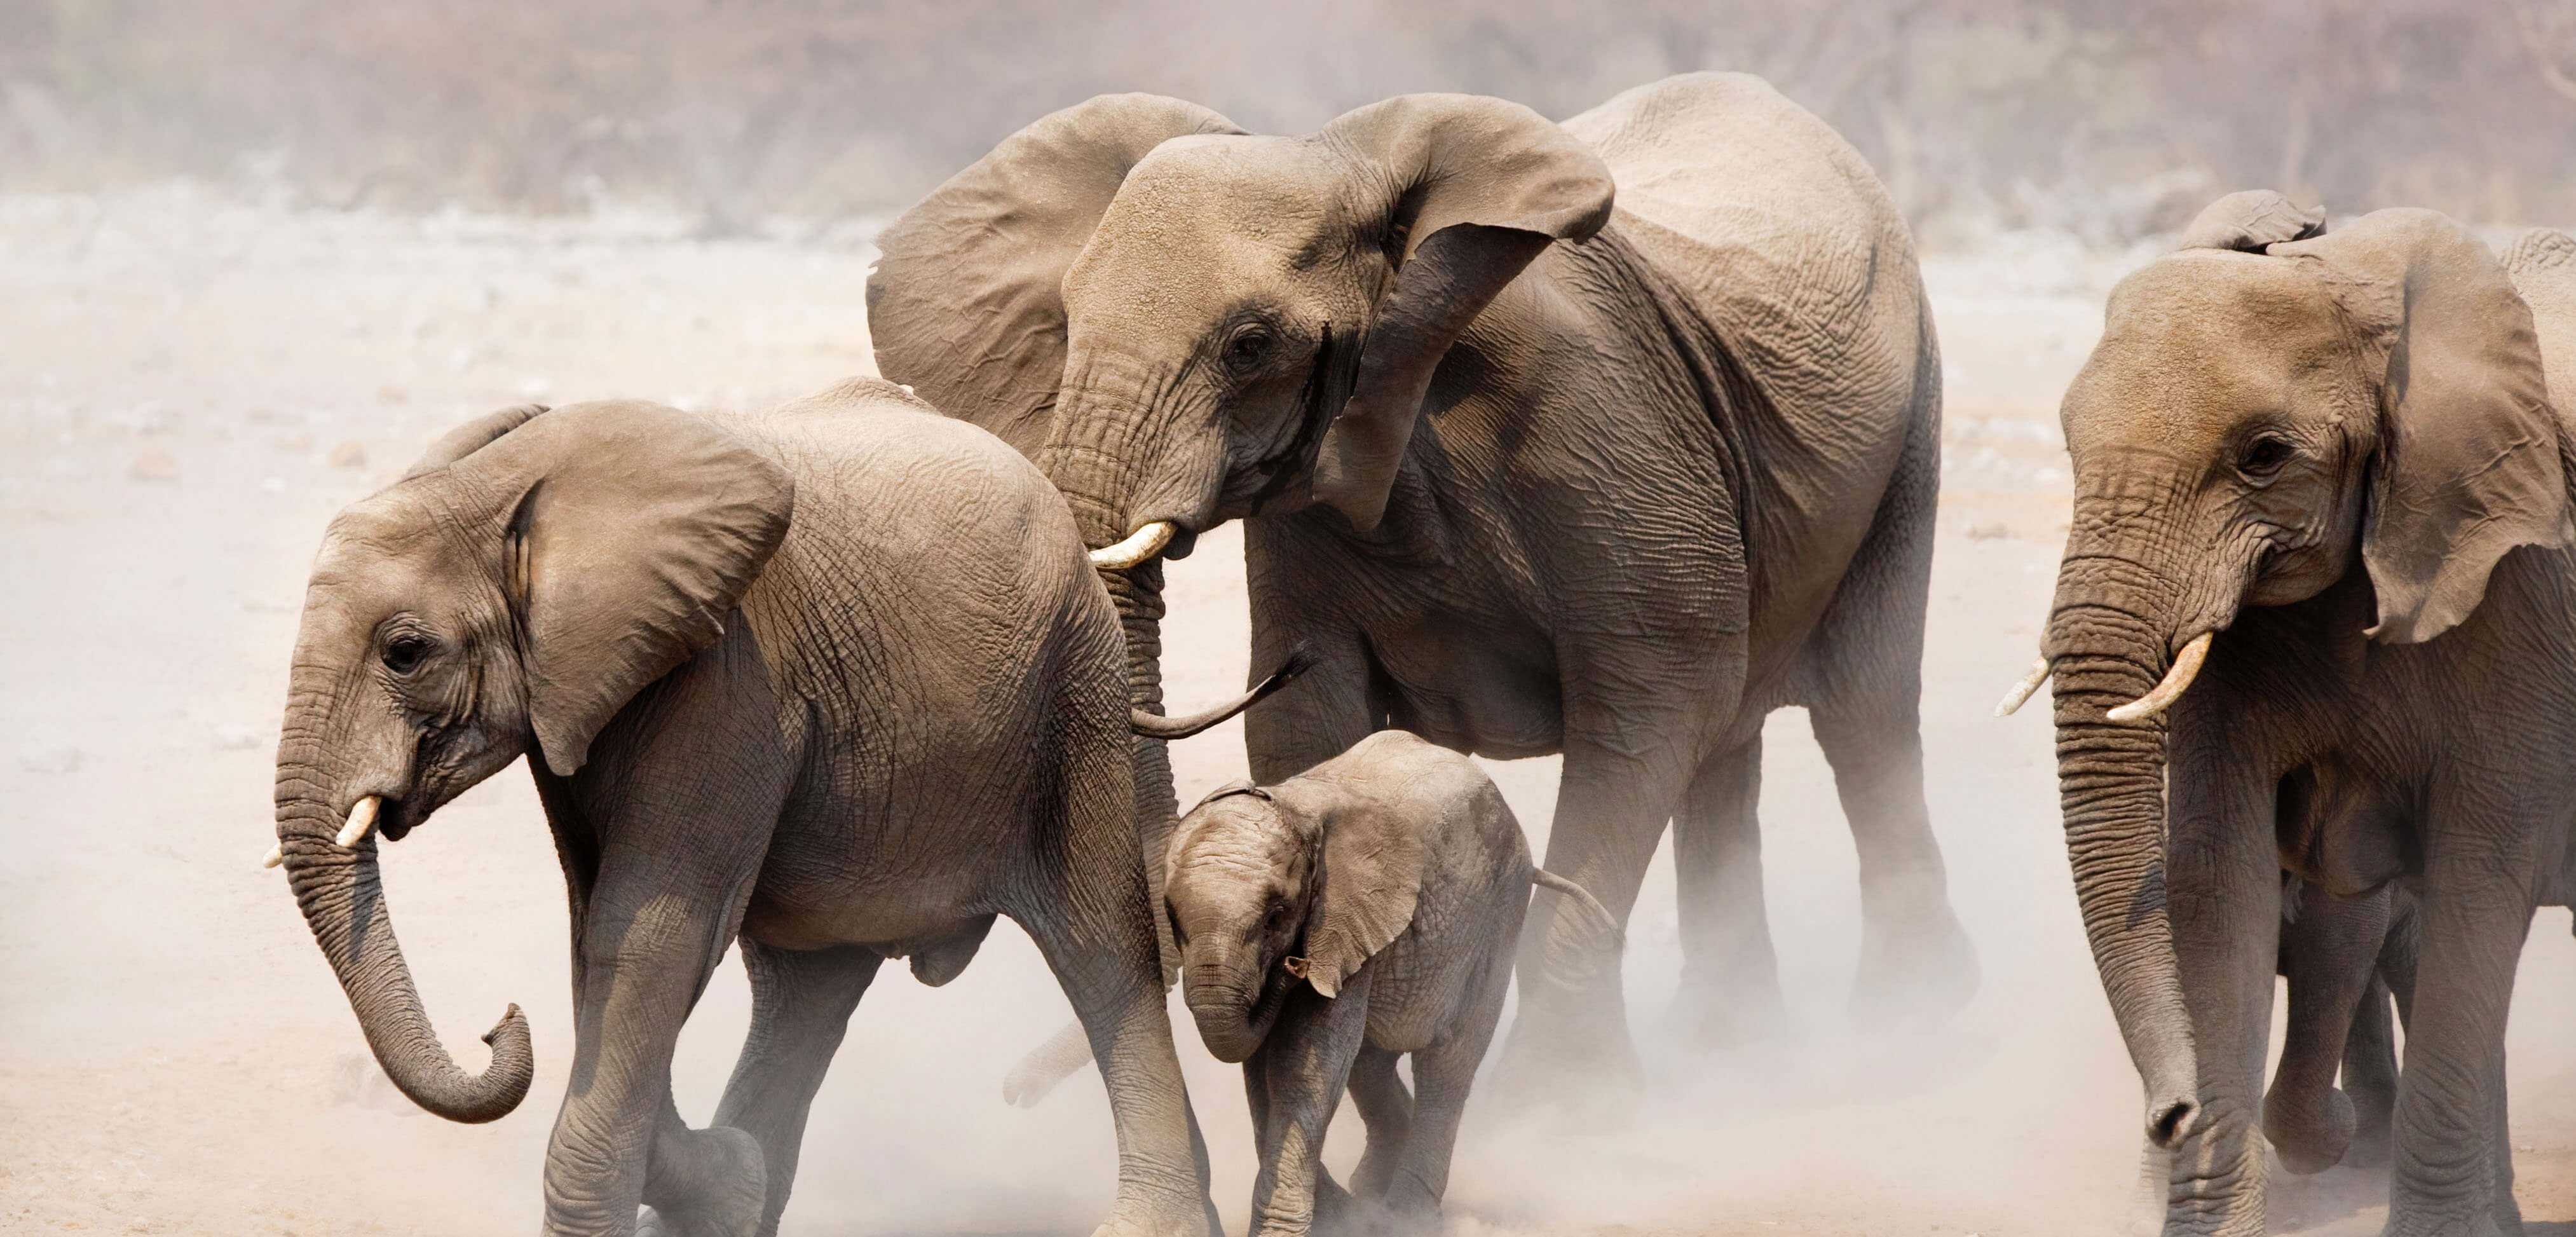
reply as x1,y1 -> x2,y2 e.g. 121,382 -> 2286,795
1090,1184 -> 1219,1237
1663,966 -> 1789,1053
1848,896 -> 1978,1030
1485,1006 -> 1642,1127
2263,1083 -> 2358,1175
637,1125 -> 767,1237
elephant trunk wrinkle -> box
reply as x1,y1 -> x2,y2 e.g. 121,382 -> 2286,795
2043,540 -> 2204,1148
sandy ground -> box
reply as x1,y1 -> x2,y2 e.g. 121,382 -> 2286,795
4,187 -> 2574,1236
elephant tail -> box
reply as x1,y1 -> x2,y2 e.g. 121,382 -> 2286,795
1128,644 -> 1314,740
1532,868 -> 1624,948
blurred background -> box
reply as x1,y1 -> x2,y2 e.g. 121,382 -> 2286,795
6,4 -> 2576,1236
9,0 -> 2576,240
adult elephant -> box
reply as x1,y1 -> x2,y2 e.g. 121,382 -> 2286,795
2003,200 -> 2576,1235
869,72 -> 1972,1093
263,381 -> 1298,1237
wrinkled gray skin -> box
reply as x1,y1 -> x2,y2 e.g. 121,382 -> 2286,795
871,72 -> 1969,1099
2044,202 -> 2576,1237
1162,732 -> 1618,1237
2261,781 -> 2576,1185
269,381 -> 1236,1237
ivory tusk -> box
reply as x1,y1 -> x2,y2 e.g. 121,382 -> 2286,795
2106,632 -> 2214,724
1994,657 -> 2052,716
261,843 -> 283,870
1088,521 -> 1176,571
335,795 -> 381,849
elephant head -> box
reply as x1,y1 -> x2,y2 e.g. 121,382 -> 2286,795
2024,193 -> 2569,1148
868,92 -> 1612,862
1162,779 -> 1424,1062
269,400 -> 792,1122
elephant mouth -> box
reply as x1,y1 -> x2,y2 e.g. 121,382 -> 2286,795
376,796 -> 419,842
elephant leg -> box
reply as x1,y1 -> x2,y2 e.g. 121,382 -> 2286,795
1808,697 -> 1976,1027
662,942 -> 880,1237
1382,953 -> 1510,1220
1499,728 -> 1696,1103
1668,735 -> 1786,1048
2158,741 -> 2277,1237
2387,806 -> 2537,1237
1344,1046 -> 1414,1200
1246,974 -> 1370,1237
1018,761 -> 1218,1237
545,846 -> 769,1237
2265,882 -> 2389,1174
2341,974 -> 2401,1169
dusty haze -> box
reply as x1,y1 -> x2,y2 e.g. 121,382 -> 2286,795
6,4 -> 2576,1235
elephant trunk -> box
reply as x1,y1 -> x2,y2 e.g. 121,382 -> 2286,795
274,690 -> 532,1123
1044,355 -> 1201,981
2045,531 -> 2204,1149
1182,953 -> 1285,1064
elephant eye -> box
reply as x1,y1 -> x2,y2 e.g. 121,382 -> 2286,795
1222,324 -> 1274,374
2238,434 -> 2296,479
381,634 -> 433,675
1262,899 -> 1290,932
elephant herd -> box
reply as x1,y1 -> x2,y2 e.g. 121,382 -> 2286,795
257,70 -> 2576,1237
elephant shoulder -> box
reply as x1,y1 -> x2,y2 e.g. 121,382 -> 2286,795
1560,73 -> 1927,439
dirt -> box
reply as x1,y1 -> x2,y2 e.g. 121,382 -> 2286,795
4,188 -> 2572,1236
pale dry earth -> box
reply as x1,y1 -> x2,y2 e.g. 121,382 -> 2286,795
4,188 -> 2573,1236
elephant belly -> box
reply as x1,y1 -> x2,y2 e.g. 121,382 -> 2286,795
1372,631 -> 1564,760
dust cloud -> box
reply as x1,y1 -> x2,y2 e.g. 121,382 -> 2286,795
6,4 -> 2576,1236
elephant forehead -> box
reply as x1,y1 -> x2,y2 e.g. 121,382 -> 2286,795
2066,255 -> 2352,446
1075,140 -> 1346,291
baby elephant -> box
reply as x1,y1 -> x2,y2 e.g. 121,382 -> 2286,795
1164,731 -> 1618,1236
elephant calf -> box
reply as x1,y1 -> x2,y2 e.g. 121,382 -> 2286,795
1162,731 -> 1618,1236
264,379 -> 1298,1237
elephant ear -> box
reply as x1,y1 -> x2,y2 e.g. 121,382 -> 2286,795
400,404 -> 548,481
2175,189 -> 2325,253
451,401 -> 794,774
1295,786 -> 1426,999
2268,209 -> 2572,643
1309,95 -> 1616,532
867,95 -> 1245,458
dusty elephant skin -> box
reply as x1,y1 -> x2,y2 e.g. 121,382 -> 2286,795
2029,203 -> 2576,1236
1161,731 -> 1621,1237
266,380 -> 1232,1237
869,71 -> 1971,1100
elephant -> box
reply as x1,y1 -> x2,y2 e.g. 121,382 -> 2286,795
2002,197 -> 2576,1236
263,378 -> 1311,1237
1161,730 -> 1619,1236
868,71 -> 1973,1100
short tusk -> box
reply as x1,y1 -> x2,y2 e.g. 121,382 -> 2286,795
1088,521 -> 1176,571
261,843 -> 283,870
334,795 -> 381,849
1994,657 -> 2052,716
2106,632 -> 2214,724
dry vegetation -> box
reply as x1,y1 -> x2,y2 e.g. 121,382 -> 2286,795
7,1 -> 2576,238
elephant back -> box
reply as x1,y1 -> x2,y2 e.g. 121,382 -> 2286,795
1557,72 -> 1932,542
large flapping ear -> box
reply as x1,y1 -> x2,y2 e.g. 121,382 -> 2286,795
449,401 -> 794,774
1309,95 -> 1616,532
2268,209 -> 2572,643
400,404 -> 548,481
867,95 -> 1245,458
1292,785 -> 1427,998
2174,189 -> 2326,253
